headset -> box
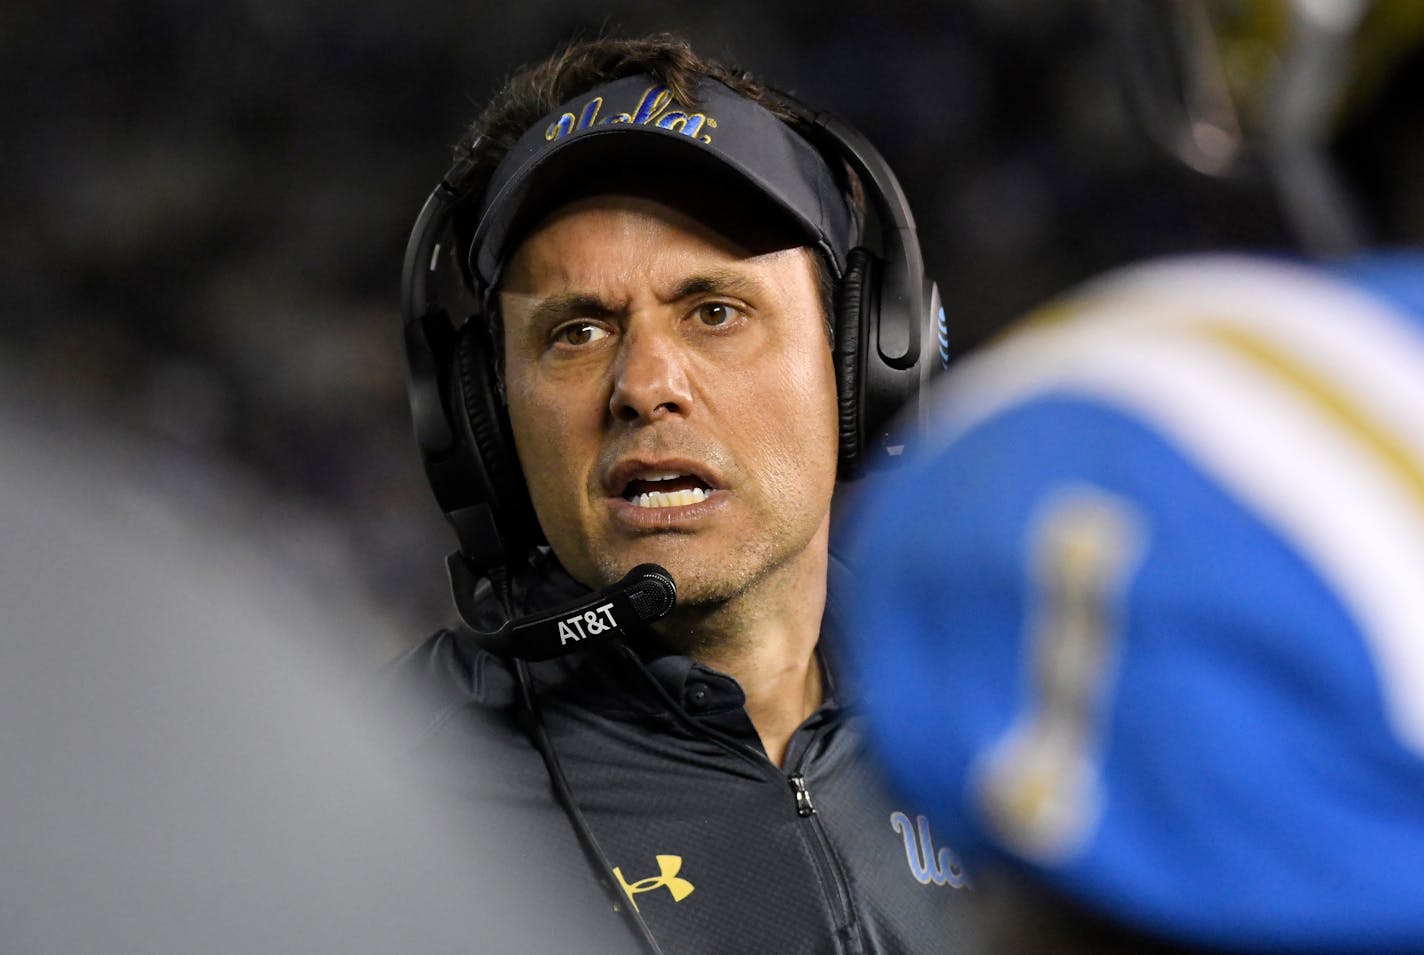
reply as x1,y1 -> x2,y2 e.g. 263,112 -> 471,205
400,80 -> 947,582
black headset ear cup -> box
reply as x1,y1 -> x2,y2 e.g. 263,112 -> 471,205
453,323 -> 542,551
834,248 -> 875,479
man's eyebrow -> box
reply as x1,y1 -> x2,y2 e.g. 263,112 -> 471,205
667,269 -> 766,302
522,271 -> 767,325
525,293 -> 623,328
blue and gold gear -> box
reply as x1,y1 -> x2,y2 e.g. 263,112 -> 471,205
840,252 -> 1424,952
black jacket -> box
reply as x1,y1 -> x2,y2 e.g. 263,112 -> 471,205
384,554 -> 980,955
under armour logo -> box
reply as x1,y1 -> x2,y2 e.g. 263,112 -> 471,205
612,854 -> 696,911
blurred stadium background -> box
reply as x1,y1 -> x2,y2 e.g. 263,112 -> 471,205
6,0 -> 1412,660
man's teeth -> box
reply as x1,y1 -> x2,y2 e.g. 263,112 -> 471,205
631,487 -> 709,508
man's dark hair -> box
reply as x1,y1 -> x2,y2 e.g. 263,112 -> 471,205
453,33 -> 860,352
454,34 -> 809,183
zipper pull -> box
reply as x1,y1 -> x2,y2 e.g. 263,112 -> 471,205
789,773 -> 816,817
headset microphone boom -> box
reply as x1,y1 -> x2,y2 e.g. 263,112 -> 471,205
445,561 -> 678,660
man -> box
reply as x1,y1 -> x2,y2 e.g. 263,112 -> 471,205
388,34 -> 975,955
839,3 -> 1424,953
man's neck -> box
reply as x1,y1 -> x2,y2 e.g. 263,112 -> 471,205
696,622 -> 823,767
655,537 -> 830,767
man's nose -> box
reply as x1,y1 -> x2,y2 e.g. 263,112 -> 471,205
608,324 -> 693,424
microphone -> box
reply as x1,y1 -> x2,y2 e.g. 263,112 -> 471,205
446,558 -> 678,661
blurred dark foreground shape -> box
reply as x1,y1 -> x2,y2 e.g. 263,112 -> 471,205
0,391 -> 631,954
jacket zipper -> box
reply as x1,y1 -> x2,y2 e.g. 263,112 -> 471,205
619,645 -> 864,949
789,773 -> 816,817
788,767 -> 864,954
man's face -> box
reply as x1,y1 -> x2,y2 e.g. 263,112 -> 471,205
498,194 -> 840,607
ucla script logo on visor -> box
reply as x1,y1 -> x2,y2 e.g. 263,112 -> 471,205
468,73 -> 855,290
545,85 -> 718,144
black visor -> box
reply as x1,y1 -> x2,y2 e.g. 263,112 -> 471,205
468,74 -> 855,289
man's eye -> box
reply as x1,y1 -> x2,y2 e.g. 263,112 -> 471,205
553,322 -> 609,346
695,303 -> 741,327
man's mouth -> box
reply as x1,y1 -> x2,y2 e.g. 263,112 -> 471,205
621,470 -> 713,509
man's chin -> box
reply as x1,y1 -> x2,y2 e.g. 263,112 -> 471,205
587,547 -> 750,608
